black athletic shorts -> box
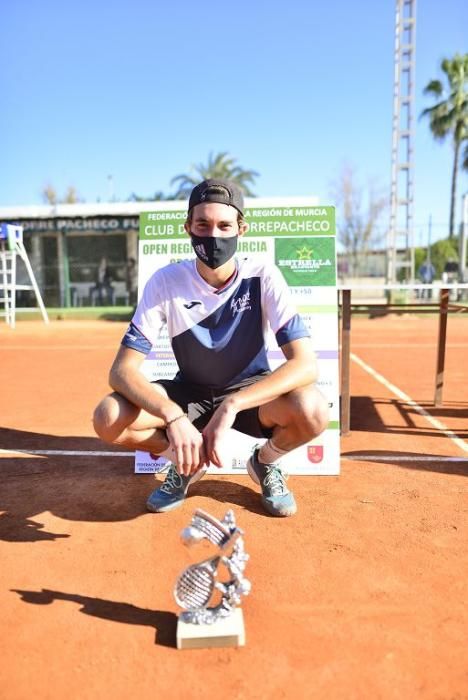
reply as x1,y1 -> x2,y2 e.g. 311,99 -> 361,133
153,373 -> 274,439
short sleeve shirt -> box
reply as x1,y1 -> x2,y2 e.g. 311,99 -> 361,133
124,257 -> 309,390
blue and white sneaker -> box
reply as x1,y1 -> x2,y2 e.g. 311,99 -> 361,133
146,464 -> 206,513
246,447 -> 297,517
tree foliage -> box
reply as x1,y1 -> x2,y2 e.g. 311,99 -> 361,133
420,53 -> 468,237
414,236 -> 459,279
171,152 -> 259,199
41,184 -> 83,204
330,163 -> 388,277
127,191 -> 173,202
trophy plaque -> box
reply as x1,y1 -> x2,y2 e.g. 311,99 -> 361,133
174,508 -> 251,649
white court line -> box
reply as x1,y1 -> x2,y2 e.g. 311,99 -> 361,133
351,343 -> 468,348
1,449 -> 467,463
0,346 -> 119,351
351,352 -> 468,454
2,344 -> 467,352
342,455 -> 468,463
0,449 -> 134,457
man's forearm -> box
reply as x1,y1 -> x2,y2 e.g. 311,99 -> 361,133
109,365 -> 183,423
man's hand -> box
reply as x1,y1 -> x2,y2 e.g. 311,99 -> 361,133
202,400 -> 237,469
166,416 -> 207,477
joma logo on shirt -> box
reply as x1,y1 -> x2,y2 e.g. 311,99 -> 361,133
231,291 -> 251,315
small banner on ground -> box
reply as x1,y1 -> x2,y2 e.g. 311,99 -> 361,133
135,198 -> 340,475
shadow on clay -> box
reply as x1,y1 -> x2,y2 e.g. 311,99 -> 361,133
0,427 -> 266,543
11,588 -> 177,648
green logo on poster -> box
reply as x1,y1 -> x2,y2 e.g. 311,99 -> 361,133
275,237 -> 336,286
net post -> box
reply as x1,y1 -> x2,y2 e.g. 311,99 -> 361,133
340,289 -> 351,435
434,288 -> 449,406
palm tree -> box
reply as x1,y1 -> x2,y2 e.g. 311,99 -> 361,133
421,53 -> 468,238
171,152 -> 259,199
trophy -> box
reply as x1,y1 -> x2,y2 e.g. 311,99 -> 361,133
174,509 -> 251,649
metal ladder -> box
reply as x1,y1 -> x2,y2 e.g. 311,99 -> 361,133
0,246 -> 15,325
0,230 -> 49,329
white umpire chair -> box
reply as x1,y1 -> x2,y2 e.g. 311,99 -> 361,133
0,223 -> 49,328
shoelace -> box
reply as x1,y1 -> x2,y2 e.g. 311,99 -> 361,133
160,465 -> 183,494
263,465 -> 289,496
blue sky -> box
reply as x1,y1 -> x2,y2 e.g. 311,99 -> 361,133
1,0 -> 467,246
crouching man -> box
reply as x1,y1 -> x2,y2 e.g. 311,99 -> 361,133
93,179 -> 329,516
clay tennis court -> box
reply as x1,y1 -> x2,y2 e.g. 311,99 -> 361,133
1,315 -> 467,699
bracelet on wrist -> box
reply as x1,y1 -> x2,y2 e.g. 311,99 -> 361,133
165,413 -> 188,427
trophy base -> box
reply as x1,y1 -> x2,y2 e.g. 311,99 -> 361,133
176,608 -> 245,649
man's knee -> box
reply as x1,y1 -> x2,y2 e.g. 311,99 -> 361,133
92,393 -> 131,444
289,386 -> 329,440
309,390 -> 330,437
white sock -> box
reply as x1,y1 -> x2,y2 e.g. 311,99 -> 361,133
258,439 -> 288,465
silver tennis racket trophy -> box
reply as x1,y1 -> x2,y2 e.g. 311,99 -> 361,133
174,508 -> 251,649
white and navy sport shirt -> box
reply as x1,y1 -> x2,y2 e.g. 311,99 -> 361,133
122,257 -> 309,390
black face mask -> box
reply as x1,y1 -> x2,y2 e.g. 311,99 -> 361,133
190,234 -> 238,269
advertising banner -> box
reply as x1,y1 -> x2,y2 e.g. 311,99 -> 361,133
134,198 -> 340,475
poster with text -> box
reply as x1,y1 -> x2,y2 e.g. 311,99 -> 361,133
134,198 -> 339,475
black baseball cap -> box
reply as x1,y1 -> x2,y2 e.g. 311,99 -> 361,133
188,179 -> 244,216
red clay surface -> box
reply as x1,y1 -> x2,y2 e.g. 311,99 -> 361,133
1,317 -> 467,700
